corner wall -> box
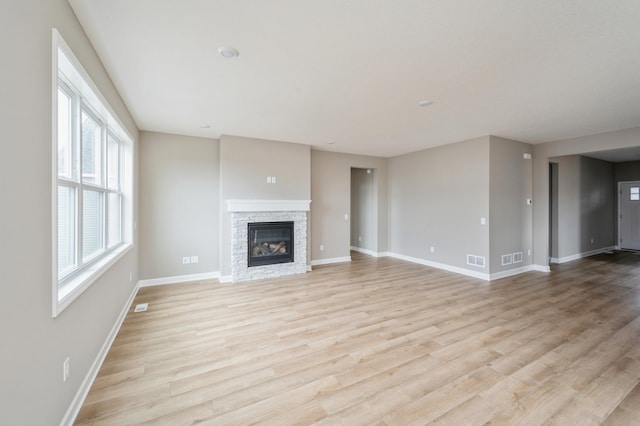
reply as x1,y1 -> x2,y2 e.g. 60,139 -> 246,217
387,136 -> 491,273
139,132 -> 220,280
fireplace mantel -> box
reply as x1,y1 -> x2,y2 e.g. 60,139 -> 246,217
227,199 -> 311,212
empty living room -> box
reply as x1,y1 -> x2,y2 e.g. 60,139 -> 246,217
3,1 -> 640,425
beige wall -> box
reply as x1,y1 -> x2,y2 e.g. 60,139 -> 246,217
139,132 -> 219,279
310,150 -> 388,261
0,1 -> 138,424
489,136 -> 534,272
219,135 -> 311,276
387,136 -> 491,272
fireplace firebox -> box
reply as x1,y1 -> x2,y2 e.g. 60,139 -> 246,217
248,221 -> 294,267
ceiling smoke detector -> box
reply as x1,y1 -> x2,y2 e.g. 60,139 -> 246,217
218,46 -> 239,58
419,100 -> 434,107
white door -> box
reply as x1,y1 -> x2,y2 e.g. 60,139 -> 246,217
619,181 -> 640,250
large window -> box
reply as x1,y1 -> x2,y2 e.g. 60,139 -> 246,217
53,30 -> 133,316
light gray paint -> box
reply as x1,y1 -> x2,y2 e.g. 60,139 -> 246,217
0,1 -> 138,424
350,168 -> 375,251
311,151 -> 388,261
219,135 -> 311,276
489,136 -> 534,272
548,155 -> 614,259
139,132 -> 219,279
532,127 -> 640,266
388,136 -> 491,271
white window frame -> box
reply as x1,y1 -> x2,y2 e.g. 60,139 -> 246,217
52,29 -> 134,317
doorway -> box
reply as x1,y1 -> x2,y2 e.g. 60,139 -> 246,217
619,181 -> 640,250
350,168 -> 377,254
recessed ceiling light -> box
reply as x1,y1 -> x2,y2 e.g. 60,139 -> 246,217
419,100 -> 434,107
327,141 -> 335,145
199,124 -> 211,128
218,46 -> 239,58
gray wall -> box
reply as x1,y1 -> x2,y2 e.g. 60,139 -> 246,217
311,151 -> 388,261
532,127 -> 640,266
0,1 -> 139,424
388,136 -> 491,272
139,132 -> 219,279
489,136 -> 534,272
350,168 -> 376,251
219,135 -> 311,276
547,155 -> 614,260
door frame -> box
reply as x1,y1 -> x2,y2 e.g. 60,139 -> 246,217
618,180 -> 640,249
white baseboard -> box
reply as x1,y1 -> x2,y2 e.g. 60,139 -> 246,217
307,265 -> 313,272
59,283 -> 139,426
386,252 -> 491,281
137,271 -> 219,287
349,246 -> 387,257
533,264 -> 551,273
310,256 -> 352,266
550,246 -> 616,264
489,265 -> 535,280
219,275 -> 232,283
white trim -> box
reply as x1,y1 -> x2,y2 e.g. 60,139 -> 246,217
227,199 -> 311,212
350,246 -> 381,257
137,271 -> 220,288
549,246 -> 616,264
386,252 -> 491,281
59,282 -> 138,426
489,265 -> 535,280
310,256 -> 352,266
533,264 -> 551,273
307,265 -> 313,272
54,244 -> 133,317
219,275 -> 233,283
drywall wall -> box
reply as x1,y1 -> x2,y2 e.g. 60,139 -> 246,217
489,136 -> 534,272
219,135 -> 311,277
0,1 -> 138,424
139,132 -> 219,280
388,136 -> 491,272
310,151 -> 388,262
548,155 -> 614,260
350,168 -> 376,252
532,127 -> 640,267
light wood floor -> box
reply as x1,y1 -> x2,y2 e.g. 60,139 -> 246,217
76,251 -> 640,425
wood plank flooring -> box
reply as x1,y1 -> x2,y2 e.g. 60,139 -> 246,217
76,251 -> 640,425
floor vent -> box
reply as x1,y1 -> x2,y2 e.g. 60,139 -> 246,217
134,303 -> 148,313
467,254 -> 486,268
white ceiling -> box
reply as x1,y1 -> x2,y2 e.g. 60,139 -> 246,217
68,0 -> 640,158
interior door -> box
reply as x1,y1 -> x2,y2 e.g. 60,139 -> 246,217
619,181 -> 640,250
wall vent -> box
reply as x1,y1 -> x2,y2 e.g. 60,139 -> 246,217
501,254 -> 513,266
467,254 -> 486,268
513,252 -> 523,263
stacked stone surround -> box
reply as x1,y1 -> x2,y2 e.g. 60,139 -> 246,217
230,210 -> 308,282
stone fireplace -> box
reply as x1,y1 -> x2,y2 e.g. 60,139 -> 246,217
228,200 -> 310,282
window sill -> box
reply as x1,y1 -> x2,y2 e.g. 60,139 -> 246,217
53,243 -> 133,317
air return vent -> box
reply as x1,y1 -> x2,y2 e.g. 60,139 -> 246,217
513,252 -> 523,263
502,254 -> 513,266
467,254 -> 486,268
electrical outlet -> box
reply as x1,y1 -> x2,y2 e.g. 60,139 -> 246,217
129,271 -> 132,282
430,246 -> 435,253
190,256 -> 199,264
182,257 -> 190,264
63,357 -> 70,382
358,236 -> 362,242
320,245 -> 324,252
